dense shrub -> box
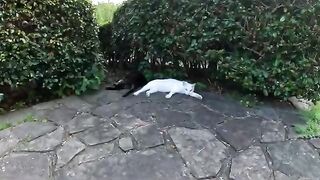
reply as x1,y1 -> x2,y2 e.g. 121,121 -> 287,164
99,23 -> 113,61
0,0 -> 105,96
110,0 -> 320,100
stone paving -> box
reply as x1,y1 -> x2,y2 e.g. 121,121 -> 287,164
0,89 -> 320,180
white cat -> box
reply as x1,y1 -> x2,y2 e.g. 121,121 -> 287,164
133,79 -> 203,99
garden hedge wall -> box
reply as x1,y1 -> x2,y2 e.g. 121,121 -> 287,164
108,0 -> 320,99
0,0 -> 104,97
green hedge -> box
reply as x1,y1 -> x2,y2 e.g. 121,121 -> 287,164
110,0 -> 320,100
99,23 -> 113,60
0,0 -> 104,96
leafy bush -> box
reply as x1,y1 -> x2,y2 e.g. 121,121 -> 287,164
110,0 -> 320,100
94,2 -> 119,25
99,23 -> 113,61
0,0 -> 105,96
296,101 -> 320,137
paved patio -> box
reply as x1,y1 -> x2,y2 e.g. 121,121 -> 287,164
0,89 -> 319,180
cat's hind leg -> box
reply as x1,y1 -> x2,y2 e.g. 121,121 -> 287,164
146,88 -> 157,97
133,84 -> 150,96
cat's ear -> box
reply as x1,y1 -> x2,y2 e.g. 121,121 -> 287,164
192,83 -> 196,91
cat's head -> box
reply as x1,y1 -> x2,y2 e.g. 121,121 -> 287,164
183,81 -> 196,95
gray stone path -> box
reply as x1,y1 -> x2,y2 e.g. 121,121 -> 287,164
0,89 -> 319,180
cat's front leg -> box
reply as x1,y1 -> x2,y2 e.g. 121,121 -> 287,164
189,92 -> 203,100
134,83 -> 150,96
165,92 -> 175,99
133,87 -> 145,96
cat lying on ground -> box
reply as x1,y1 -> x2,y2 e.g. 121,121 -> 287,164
105,71 -> 148,97
133,79 -> 202,99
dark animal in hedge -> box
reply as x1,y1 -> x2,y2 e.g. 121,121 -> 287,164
105,71 -> 148,97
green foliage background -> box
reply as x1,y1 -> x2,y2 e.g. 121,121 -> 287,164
0,0 -> 105,96
94,2 -> 119,25
107,0 -> 320,100
296,102 -> 320,137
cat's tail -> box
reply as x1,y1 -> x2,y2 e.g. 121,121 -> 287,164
133,83 -> 150,96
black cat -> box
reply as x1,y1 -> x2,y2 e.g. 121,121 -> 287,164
105,71 -> 148,97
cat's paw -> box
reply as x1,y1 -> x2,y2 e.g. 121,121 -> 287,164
165,94 -> 172,99
146,92 -> 150,97
194,94 -> 203,100
133,92 -> 138,96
